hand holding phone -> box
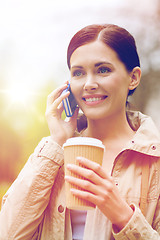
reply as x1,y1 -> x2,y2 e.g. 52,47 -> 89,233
46,83 -> 79,146
62,84 -> 77,117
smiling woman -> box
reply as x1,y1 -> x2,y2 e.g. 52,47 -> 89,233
69,40 -> 137,121
0,24 -> 160,240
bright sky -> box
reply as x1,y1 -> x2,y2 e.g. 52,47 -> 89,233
0,0 -> 157,95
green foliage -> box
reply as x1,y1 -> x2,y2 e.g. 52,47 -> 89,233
0,79 -> 57,202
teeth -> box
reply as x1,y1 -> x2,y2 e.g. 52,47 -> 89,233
85,97 -> 102,102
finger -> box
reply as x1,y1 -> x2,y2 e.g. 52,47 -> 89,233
64,106 -> 79,123
68,107 -> 79,125
65,172 -> 118,205
52,91 -> 70,111
65,175 -> 94,191
64,80 -> 69,85
66,164 -> 102,185
76,157 -> 109,180
70,187 -> 100,207
47,91 -> 70,117
69,107 -> 79,121
57,102 -> 63,110
57,101 -> 66,116
65,175 -> 102,196
47,84 -> 68,106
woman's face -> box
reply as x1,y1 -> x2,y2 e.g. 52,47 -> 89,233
70,40 -> 133,120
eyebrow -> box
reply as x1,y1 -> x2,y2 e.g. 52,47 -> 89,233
71,65 -> 83,69
94,62 -> 112,67
71,62 -> 112,69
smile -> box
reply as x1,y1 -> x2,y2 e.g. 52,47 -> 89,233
82,95 -> 107,105
84,97 -> 104,102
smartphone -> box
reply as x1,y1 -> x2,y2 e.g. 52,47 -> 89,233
62,84 -> 77,117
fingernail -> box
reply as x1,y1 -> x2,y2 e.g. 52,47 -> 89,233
67,164 -> 73,169
64,175 -> 70,180
76,157 -> 82,162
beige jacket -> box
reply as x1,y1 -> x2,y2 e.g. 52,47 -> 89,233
0,111 -> 160,240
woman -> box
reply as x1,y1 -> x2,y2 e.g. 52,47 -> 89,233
0,24 -> 160,240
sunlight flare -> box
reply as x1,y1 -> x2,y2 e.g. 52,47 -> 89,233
5,84 -> 34,105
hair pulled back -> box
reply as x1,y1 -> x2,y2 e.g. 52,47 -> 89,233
67,24 -> 140,96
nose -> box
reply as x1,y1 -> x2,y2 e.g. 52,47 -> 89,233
83,74 -> 98,91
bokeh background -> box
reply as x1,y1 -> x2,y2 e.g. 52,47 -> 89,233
0,0 -> 160,202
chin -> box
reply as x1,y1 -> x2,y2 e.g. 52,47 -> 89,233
82,109 -> 106,120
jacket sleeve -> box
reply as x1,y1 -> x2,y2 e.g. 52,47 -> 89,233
112,204 -> 160,240
0,137 -> 64,240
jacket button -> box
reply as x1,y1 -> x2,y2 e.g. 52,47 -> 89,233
58,205 -> 64,213
152,145 -> 156,150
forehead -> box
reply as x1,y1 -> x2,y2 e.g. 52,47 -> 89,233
70,40 -> 120,67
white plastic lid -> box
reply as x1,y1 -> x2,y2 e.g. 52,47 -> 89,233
63,137 -> 105,149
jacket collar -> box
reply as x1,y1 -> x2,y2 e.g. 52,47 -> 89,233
126,111 -> 160,157
76,111 -> 160,157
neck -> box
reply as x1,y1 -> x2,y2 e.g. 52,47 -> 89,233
83,111 -> 134,144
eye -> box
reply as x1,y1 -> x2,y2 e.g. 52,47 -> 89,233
97,66 -> 111,74
72,69 -> 83,77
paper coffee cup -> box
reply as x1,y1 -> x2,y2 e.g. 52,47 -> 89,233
63,137 -> 105,210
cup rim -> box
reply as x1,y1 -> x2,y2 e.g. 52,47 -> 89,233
63,137 -> 105,149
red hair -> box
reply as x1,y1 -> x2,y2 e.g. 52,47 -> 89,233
67,24 -> 140,96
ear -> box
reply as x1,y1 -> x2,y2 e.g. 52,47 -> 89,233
128,67 -> 141,91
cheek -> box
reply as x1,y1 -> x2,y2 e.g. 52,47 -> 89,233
106,75 -> 129,93
70,83 -> 81,104
70,82 -> 77,95
102,76 -> 119,92
70,80 -> 82,95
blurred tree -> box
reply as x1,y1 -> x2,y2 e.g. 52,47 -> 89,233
129,1 -> 160,116
0,120 -> 21,182
0,75 -> 22,201
15,81 -> 55,173
18,86 -> 50,165
0,79 -> 56,202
